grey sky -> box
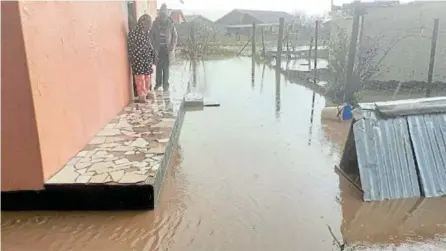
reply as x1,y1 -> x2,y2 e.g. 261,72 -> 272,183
158,0 -> 420,19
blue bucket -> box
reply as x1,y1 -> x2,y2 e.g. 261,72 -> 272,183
341,104 -> 352,120
337,103 -> 352,121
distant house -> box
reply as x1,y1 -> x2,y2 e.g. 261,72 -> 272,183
157,8 -> 186,24
216,9 -> 294,26
215,9 -> 294,35
185,15 -> 214,28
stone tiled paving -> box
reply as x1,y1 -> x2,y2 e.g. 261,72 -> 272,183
46,91 -> 185,187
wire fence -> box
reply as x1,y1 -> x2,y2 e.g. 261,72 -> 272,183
250,2 -> 446,105
175,2 -> 446,105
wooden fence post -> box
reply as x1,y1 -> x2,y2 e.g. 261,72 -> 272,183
426,18 -> 439,97
252,22 -> 256,83
276,18 -> 285,69
261,28 -> 266,58
343,7 -> 361,103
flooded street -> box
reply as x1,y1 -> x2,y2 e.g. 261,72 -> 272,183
3,58 -> 446,251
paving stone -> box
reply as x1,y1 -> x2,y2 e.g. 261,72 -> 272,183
110,170 -> 125,181
44,88 -> 183,186
131,161 -> 149,168
76,168 -> 88,174
86,150 -> 97,157
130,138 -> 149,148
88,162 -> 115,172
148,146 -> 165,154
121,128 -> 138,136
77,151 -> 89,157
104,123 -> 117,129
151,155 -> 163,161
92,151 -> 108,159
114,158 -> 130,165
134,170 -> 148,175
115,120 -> 132,128
105,136 -> 130,143
104,175 -> 113,183
100,143 -> 120,149
89,173 -> 109,183
118,172 -> 147,184
111,145 -> 134,152
151,163 -> 160,172
47,165 -> 78,184
89,137 -> 106,144
105,157 -> 119,162
91,158 -> 105,163
78,157 -> 91,163
67,157 -> 82,165
157,138 -> 169,143
75,175 -> 92,183
75,162 -> 91,170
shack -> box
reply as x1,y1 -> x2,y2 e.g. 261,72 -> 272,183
339,97 -> 446,201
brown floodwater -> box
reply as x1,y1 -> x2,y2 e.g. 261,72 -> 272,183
2,58 -> 446,251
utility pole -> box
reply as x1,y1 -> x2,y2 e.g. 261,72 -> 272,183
426,18 -> 439,97
252,23 -> 256,85
276,18 -> 285,69
343,6 -> 361,103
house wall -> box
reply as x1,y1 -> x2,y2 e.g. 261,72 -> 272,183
170,12 -> 185,24
216,11 -> 249,26
1,1 -> 45,191
330,2 -> 446,83
19,1 -> 131,181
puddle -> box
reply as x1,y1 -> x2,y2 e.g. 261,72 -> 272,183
2,58 -> 446,251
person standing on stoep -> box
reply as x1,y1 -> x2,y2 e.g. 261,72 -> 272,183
128,14 -> 156,103
150,4 -> 177,91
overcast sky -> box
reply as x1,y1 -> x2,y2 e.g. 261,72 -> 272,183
158,0 -> 420,19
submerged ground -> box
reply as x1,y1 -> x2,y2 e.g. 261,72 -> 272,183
2,58 -> 446,251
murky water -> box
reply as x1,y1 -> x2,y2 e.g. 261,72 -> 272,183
2,58 -> 446,251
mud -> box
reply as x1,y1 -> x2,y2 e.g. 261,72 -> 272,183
2,58 -> 446,251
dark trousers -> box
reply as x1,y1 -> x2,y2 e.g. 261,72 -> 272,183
155,47 -> 170,90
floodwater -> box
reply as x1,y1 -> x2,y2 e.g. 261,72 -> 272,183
2,58 -> 446,251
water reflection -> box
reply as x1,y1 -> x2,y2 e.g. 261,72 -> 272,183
339,174 -> 446,249
260,64 -> 266,93
275,68 -> 281,119
321,118 -> 446,250
308,91 -> 317,145
2,58 -> 446,251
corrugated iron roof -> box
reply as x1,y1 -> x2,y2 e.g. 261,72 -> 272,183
408,113 -> 446,197
353,108 -> 421,201
344,97 -> 446,201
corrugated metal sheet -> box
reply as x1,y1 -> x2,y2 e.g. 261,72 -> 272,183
408,113 -> 446,197
350,98 -> 446,201
376,97 -> 446,118
353,108 -> 421,201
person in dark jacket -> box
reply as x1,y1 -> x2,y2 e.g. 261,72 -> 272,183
128,14 -> 156,103
150,4 -> 177,91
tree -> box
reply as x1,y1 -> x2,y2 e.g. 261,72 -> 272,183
326,24 -> 398,104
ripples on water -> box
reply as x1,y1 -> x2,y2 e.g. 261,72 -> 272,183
2,58 -> 446,251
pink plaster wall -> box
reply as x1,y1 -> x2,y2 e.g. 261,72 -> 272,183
19,1 -> 131,181
1,1 -> 45,191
